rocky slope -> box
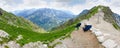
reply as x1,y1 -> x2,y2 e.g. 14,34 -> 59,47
51,5 -> 120,48
81,6 -> 120,48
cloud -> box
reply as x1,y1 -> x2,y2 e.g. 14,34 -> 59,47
0,0 -> 120,15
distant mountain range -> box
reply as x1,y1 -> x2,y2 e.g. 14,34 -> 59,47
0,8 -> 45,33
78,9 -> 89,16
54,5 -> 120,30
13,8 -> 75,31
113,13 -> 120,26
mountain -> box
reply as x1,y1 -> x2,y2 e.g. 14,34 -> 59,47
78,9 -> 89,16
53,5 -> 120,31
0,8 -> 45,33
13,8 -> 75,31
113,13 -> 120,26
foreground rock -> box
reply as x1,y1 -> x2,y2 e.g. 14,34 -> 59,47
0,30 -> 9,38
23,41 -> 48,48
51,29 -> 103,48
0,30 -> 48,48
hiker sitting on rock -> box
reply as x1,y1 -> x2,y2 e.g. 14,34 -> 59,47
83,23 -> 92,32
75,23 -> 81,30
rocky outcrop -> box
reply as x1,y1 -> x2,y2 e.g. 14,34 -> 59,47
23,41 -> 48,48
91,27 -> 119,48
0,30 -> 48,48
0,30 -> 9,38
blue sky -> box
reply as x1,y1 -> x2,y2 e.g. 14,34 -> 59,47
0,0 -> 120,15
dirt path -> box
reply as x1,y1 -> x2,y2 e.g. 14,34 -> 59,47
54,28 -> 104,48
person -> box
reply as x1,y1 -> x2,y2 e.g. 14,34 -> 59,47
75,23 -> 81,30
82,23 -> 92,32
83,25 -> 92,32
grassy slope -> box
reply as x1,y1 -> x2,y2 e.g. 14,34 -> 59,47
0,8 -> 75,46
0,8 -> 45,33
0,21 -> 75,45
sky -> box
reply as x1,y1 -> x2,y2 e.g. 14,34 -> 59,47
0,0 -> 120,15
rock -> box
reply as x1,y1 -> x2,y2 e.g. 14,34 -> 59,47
7,41 -> 21,48
0,45 -> 4,48
94,31 -> 103,37
0,30 -> 9,38
90,27 -> 100,33
97,36 -> 105,42
102,39 -> 117,48
54,44 -> 67,48
23,41 -> 48,48
16,35 -> 23,41
117,45 -> 120,48
103,33 -> 110,36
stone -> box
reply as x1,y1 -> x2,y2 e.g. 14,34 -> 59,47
97,36 -> 105,42
94,31 -> 103,37
102,39 -> 117,48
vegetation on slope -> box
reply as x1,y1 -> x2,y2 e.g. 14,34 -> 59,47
51,6 -> 101,31
0,8 -> 45,33
0,8 -> 78,46
0,21 -> 75,46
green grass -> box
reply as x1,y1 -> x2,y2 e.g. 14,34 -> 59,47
113,23 -> 120,30
0,9 -> 45,33
0,8 -> 76,47
48,42 -> 62,48
0,21 -> 75,46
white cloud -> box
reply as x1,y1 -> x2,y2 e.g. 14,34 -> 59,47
0,0 -> 120,15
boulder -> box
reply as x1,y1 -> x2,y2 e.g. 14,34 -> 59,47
102,39 -> 117,48
97,36 -> 105,42
94,31 -> 103,37
117,45 -> 120,48
0,30 -> 9,38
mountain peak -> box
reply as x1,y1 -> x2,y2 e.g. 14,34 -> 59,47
88,5 -> 120,29
88,5 -> 115,23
